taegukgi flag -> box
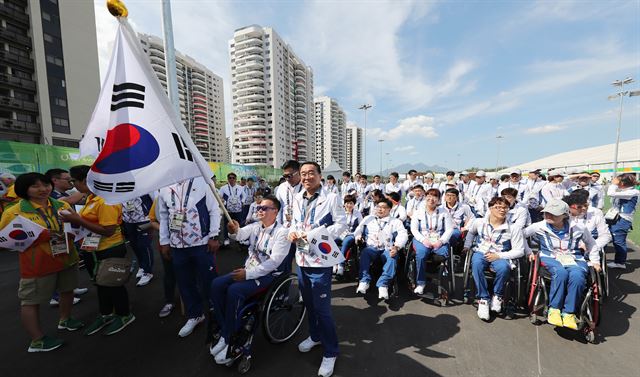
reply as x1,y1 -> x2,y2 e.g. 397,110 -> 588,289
0,216 -> 46,252
297,226 -> 345,268
80,18 -> 211,204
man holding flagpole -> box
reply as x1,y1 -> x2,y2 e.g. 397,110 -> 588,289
288,161 -> 346,377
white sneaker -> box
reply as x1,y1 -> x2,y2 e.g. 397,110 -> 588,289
49,298 -> 59,306
477,299 -> 490,320
72,297 -> 81,305
490,295 -> 503,313
332,264 -> 338,274
318,356 -> 336,377
178,315 -> 205,337
158,303 -> 173,318
355,282 -> 369,294
607,262 -> 626,269
136,269 -> 144,279
73,287 -> 88,295
378,286 -> 389,300
223,239 -> 230,246
136,273 -> 153,287
298,336 -> 321,353
336,264 -> 344,276
214,344 -> 232,364
210,337 -> 227,357
413,285 -> 425,295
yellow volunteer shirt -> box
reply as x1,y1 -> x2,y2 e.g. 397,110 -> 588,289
0,198 -> 79,278
80,194 -> 124,251
149,198 -> 158,223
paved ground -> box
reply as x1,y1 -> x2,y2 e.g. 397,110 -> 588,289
1,243 -> 639,377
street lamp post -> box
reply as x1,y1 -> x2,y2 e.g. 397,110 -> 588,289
385,152 -> 390,174
378,139 -> 384,176
609,77 -> 636,176
359,104 -> 372,173
495,135 -> 504,173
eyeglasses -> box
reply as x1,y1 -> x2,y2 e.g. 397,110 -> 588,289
492,206 -> 509,211
375,205 -> 390,210
300,171 -> 317,178
256,205 -> 276,212
282,171 -> 299,179
228,176 -> 237,180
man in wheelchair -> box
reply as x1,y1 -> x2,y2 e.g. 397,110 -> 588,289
410,188 -> 455,295
209,195 -> 291,365
335,194 -> 363,278
523,199 -> 601,330
353,198 -> 408,299
463,197 -> 525,320
441,188 -> 476,250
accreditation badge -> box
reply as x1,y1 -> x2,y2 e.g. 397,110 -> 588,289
80,233 -> 101,251
50,231 -> 69,256
169,212 -> 185,231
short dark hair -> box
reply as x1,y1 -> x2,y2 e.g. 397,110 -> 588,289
371,189 -> 383,199
565,190 -> 588,206
619,173 -> 637,188
374,175 -> 380,179
387,191 -> 401,202
247,177 -> 254,182
501,188 -> 519,198
343,194 -> 357,204
254,189 -> 265,197
488,196 -> 510,208
300,161 -> 321,174
390,172 -> 398,178
425,188 -> 441,198
412,184 -> 425,191
500,174 -> 510,182
282,160 -> 300,171
45,168 -> 68,180
446,171 -> 455,176
408,169 -> 417,174
15,172 -> 52,200
342,171 -> 351,177
69,165 -> 90,181
326,175 -> 335,181
445,188 -> 460,195
360,175 -> 368,180
377,198 -> 393,209
227,173 -> 237,179
261,194 -> 281,212
590,171 -> 600,177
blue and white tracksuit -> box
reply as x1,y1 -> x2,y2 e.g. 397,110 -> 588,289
289,188 -> 347,358
607,184 -> 639,264
410,207 -> 454,286
441,201 -> 476,248
339,209 -> 363,259
122,194 -> 155,274
464,218 -> 524,300
353,215 -> 408,288
157,177 -> 221,319
210,222 -> 290,340
524,221 -> 599,314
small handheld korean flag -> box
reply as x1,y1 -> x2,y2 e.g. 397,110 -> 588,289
80,18 -> 211,204
0,216 -> 46,252
305,226 -> 345,267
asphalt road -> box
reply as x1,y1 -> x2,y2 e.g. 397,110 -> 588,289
1,243 -> 639,377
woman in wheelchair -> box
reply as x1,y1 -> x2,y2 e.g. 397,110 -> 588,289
335,194 -> 363,277
386,191 -> 407,222
441,188 -> 476,248
566,190 -> 611,251
209,195 -> 290,365
523,199 -> 601,330
463,197 -> 525,320
353,198 -> 408,299
410,188 -> 454,295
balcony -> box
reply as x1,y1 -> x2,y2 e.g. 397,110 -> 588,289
235,37 -> 262,47
0,117 -> 39,134
237,108 -> 265,117
236,123 -> 266,131
236,77 -> 264,86
0,95 -> 37,112
0,27 -> 31,47
236,116 -> 266,125
0,73 -> 36,91
236,60 -> 263,71
0,4 -> 29,26
235,87 -> 264,97
0,50 -> 33,70
236,69 -> 263,80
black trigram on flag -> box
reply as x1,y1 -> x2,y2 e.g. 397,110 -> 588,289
172,133 -> 194,162
321,235 -> 328,241
311,238 -> 317,245
95,137 -> 105,152
94,181 -> 136,193
0,236 -> 7,242
111,82 -> 145,111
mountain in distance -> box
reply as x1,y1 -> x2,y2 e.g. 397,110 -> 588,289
378,162 -> 450,176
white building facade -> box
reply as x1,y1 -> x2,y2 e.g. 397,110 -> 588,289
139,33 -> 228,162
314,96 -> 346,170
230,25 -> 315,167
346,124 -> 363,174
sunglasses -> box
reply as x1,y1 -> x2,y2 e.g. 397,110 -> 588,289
228,176 -> 237,180
282,171 -> 299,179
256,205 -> 276,212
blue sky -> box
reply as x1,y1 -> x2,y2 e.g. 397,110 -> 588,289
94,0 -> 640,172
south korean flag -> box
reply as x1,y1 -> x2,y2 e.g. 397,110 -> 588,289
0,216 -> 46,252
79,18 -> 211,204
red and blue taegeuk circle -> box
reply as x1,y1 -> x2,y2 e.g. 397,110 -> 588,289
91,123 -> 160,174
9,230 -> 28,240
318,242 -> 332,254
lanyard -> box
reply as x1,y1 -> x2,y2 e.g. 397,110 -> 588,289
254,224 -> 277,254
482,222 -> 505,244
413,197 -> 423,210
545,226 -> 574,252
35,205 -> 62,231
446,202 -> 458,215
473,184 -> 481,196
391,205 -> 398,218
170,179 -> 194,212
300,193 -> 319,227
286,184 -> 302,208
425,209 -> 438,231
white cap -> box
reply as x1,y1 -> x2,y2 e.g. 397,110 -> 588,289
460,170 -> 469,176
425,172 -> 434,179
475,170 -> 486,177
0,172 -> 15,180
542,199 -> 569,216
510,168 -> 522,175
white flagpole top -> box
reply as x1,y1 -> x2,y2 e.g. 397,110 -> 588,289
107,0 -> 128,18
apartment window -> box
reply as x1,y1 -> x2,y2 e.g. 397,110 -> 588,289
53,97 -> 66,107
42,11 -> 51,21
43,33 -> 54,43
16,113 -> 34,122
53,117 -> 68,127
46,55 -> 63,66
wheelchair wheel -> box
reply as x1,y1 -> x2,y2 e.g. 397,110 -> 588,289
237,355 -> 251,374
261,273 -> 306,344
600,255 -> 609,301
405,250 -> 417,291
462,249 -> 472,304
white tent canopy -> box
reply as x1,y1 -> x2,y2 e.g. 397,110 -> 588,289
323,160 -> 344,180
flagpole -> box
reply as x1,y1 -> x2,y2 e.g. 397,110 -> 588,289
107,0 -> 232,223
161,0 -> 180,115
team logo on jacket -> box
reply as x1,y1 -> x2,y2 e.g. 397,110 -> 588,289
91,123 -> 160,174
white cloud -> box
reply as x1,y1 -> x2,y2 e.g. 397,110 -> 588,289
394,145 -> 415,152
369,115 -> 438,140
524,125 -> 567,134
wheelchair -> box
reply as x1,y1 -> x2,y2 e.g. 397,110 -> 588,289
461,249 -> 527,319
334,237 -> 359,282
405,240 -> 456,306
207,270 -> 306,373
355,241 -> 401,300
526,253 -> 602,344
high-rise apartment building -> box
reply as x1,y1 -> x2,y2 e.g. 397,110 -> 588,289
314,96 -> 346,170
230,25 -> 315,168
0,0 -> 99,147
346,124 -> 363,174
139,33 -> 228,162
